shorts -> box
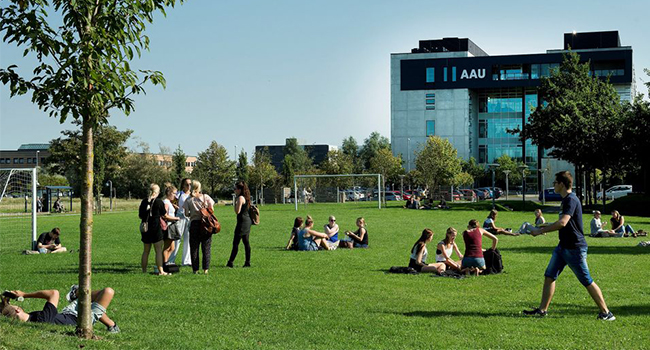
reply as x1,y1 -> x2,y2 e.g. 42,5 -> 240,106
544,245 -> 593,286
327,240 -> 339,250
60,300 -> 107,324
461,256 -> 486,269
408,259 -> 423,272
38,248 -> 49,254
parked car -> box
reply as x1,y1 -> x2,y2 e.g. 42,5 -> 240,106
473,189 -> 488,200
384,191 -> 402,201
476,187 -> 493,199
458,189 -> 477,201
538,188 -> 563,202
344,189 -> 365,201
596,185 -> 632,201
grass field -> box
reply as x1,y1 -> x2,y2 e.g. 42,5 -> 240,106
1,202 -> 649,349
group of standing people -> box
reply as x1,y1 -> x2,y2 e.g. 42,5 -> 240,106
138,179 -> 254,275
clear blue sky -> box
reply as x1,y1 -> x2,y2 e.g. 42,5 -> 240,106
1,0 -> 649,159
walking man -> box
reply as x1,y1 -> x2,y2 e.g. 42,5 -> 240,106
526,171 -> 615,320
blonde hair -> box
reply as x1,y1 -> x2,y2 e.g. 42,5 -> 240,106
444,227 -> 457,245
305,215 -> 314,226
534,209 -> 542,216
356,217 -> 365,227
165,185 -> 177,197
191,180 -> 202,196
148,184 -> 160,199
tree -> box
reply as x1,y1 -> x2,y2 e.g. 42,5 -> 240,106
0,0 -> 182,337
494,154 -> 525,186
414,136 -> 462,192
193,141 -> 235,197
524,52 -> 625,206
281,138 -> 312,186
621,69 -> 650,193
320,149 -> 354,188
461,157 -> 485,187
47,125 -> 132,197
236,150 -> 249,183
171,145 -> 188,186
249,148 -> 279,194
116,143 -> 171,199
341,136 -> 361,173
452,172 -> 474,188
368,148 -> 404,191
359,132 -> 390,171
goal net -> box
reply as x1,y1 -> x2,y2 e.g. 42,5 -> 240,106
0,168 -> 37,252
293,174 -> 383,210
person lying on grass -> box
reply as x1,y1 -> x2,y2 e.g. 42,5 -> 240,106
36,227 -> 67,254
435,227 -> 464,272
461,219 -> 498,276
1,285 -> 120,333
343,217 -> 368,248
517,209 -> 547,234
297,216 -> 331,251
285,217 -> 303,250
408,229 -> 446,274
483,210 -> 518,236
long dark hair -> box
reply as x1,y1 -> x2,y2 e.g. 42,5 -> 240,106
235,181 -> 251,208
411,228 -> 434,254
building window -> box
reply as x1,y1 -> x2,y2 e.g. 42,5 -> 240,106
426,121 -> 435,136
425,93 -> 435,110
443,67 -> 448,82
0,159 -> 4,164
13,158 -> 18,164
426,68 -> 435,83
27,158 -> 32,164
479,120 -> 487,138
18,158 -> 24,164
478,145 -> 487,164
452,66 -> 457,82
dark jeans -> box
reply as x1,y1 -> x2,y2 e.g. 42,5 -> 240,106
228,233 -> 251,264
189,220 -> 212,271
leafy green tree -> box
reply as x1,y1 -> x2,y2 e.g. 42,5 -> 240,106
525,52 -> 625,206
46,125 -> 132,197
281,138 -> 312,186
171,145 -> 188,186
452,172 -> 474,188
249,148 -> 279,193
193,141 -> 236,197
461,157 -> 485,187
320,150 -> 354,188
368,148 -> 404,191
236,150 -> 250,183
359,132 -> 390,171
621,70 -> 650,193
494,154 -> 525,186
0,0 -> 181,336
341,136 -> 361,173
414,136 -> 462,193
116,143 -> 171,199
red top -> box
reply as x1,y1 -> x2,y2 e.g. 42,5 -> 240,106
463,228 -> 483,258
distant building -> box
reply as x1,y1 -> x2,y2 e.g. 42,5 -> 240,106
0,144 -> 50,168
256,139 -> 338,172
150,154 -> 197,173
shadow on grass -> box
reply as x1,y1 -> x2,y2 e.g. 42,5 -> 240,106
35,262 -> 136,274
499,245 -> 650,255
398,310 -> 515,318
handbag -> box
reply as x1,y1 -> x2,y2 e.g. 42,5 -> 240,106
249,204 -> 260,225
199,195 -> 221,235
166,221 -> 181,240
139,199 -> 154,234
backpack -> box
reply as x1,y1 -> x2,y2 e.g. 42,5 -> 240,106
199,196 -> 221,235
249,204 -> 260,225
483,248 -> 503,275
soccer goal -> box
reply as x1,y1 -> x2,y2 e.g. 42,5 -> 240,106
0,168 -> 38,251
293,174 -> 383,210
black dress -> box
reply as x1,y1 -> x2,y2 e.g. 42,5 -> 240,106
234,197 -> 252,237
139,198 -> 166,244
228,196 -> 252,265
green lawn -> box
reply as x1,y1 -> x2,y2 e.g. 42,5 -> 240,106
1,202 -> 649,349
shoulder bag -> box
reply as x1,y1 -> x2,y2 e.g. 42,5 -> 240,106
200,195 -> 221,235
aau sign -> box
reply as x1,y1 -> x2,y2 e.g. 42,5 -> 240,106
460,69 -> 486,80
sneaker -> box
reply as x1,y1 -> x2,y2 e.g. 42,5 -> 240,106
107,323 -> 121,333
66,285 -> 79,302
597,311 -> 616,321
522,308 -> 547,317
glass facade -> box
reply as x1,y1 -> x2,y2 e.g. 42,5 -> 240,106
426,120 -> 435,136
425,93 -> 435,110
426,68 -> 435,82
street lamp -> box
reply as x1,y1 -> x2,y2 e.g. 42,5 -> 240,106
399,174 -> 405,200
503,170 -> 511,201
538,168 -> 547,205
35,150 -> 40,168
488,164 -> 500,209
518,164 -> 528,209
105,180 -> 113,210
407,138 -> 411,173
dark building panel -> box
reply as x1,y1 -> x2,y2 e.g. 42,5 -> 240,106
564,31 -> 621,50
255,144 -> 332,173
413,37 -> 488,57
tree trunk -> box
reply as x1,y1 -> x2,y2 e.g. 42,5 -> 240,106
601,171 -> 606,212
592,169 -> 598,206
586,171 -> 592,206
76,117 -> 94,339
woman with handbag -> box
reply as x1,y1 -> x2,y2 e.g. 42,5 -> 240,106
162,185 -> 181,266
138,184 -> 169,276
182,180 -> 216,274
227,181 -> 252,268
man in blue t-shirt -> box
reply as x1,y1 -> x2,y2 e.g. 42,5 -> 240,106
525,171 -> 615,321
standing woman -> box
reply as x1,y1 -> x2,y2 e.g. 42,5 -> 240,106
162,185 -> 180,265
182,180 -> 216,274
169,178 -> 192,266
227,181 -> 252,268
138,184 -> 168,275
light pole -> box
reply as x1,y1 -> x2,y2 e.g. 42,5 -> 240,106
503,170 -> 511,200
407,138 -> 411,173
488,164 -> 499,209
538,168 -> 546,205
518,164 -> 528,210
105,180 -> 113,210
35,150 -> 40,168
399,174 -> 405,199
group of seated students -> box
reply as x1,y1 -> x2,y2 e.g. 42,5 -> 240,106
404,197 -> 449,210
590,210 -> 646,237
409,219 -> 498,276
286,216 -> 368,251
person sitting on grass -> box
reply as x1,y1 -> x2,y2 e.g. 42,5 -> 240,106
409,229 -> 446,274
590,210 -> 616,237
344,217 -> 368,248
610,210 -> 636,237
37,228 -> 67,254
1,285 -> 120,333
436,227 -> 463,272
403,197 -> 414,209
297,216 -> 331,251
461,219 -> 498,276
285,217 -> 303,250
483,210 -> 518,236
517,209 -> 547,234
53,197 -> 65,213
323,215 -> 340,250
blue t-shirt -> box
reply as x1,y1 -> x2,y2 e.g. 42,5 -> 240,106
558,192 -> 587,249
